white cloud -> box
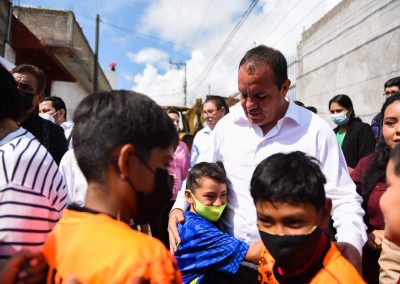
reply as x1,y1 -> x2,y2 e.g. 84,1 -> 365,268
127,48 -> 169,71
129,0 -> 342,106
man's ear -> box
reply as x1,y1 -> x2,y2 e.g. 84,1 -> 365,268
185,190 -> 195,205
319,198 -> 332,229
60,109 -> 66,120
117,144 -> 135,179
220,106 -> 225,115
280,79 -> 291,95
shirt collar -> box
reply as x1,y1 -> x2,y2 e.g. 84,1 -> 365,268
0,127 -> 27,146
233,97 -> 301,127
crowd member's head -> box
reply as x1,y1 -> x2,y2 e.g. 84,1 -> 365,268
361,93 -> 400,199
0,64 -> 24,121
329,94 -> 356,126
166,108 -> 180,133
185,162 -> 228,222
238,45 -> 291,134
250,151 -> 331,272
73,90 -> 178,225
201,95 -> 228,130
381,144 -> 400,246
383,77 -> 400,100
39,96 -> 67,125
306,106 -> 317,114
11,64 -> 46,121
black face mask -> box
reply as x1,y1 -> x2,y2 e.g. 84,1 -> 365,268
259,226 -> 323,272
17,90 -> 35,112
123,156 -> 173,225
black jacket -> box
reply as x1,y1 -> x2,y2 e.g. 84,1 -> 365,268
334,118 -> 375,169
21,113 -> 68,164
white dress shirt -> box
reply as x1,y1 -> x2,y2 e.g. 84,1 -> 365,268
61,121 -> 74,149
190,126 -> 212,167
173,99 -> 367,254
59,148 -> 87,206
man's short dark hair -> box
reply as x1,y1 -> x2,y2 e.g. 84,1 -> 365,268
187,162 -> 227,192
239,45 -> 288,90
250,151 -> 326,210
0,64 -> 24,120
40,96 -> 67,119
72,90 -> 178,182
204,95 -> 229,114
384,77 -> 400,89
11,64 -> 46,93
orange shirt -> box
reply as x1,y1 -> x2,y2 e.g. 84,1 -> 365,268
43,207 -> 182,284
258,241 -> 365,284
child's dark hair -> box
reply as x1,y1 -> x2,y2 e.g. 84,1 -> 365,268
250,151 -> 326,210
187,162 -> 227,192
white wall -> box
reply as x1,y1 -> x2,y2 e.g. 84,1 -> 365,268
296,0 -> 400,125
50,81 -> 88,121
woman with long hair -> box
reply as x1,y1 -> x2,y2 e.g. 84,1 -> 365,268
351,93 -> 400,283
329,94 -> 375,173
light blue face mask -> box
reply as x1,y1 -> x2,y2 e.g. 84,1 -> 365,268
331,112 -> 349,126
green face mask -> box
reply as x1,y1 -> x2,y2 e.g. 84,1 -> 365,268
191,192 -> 227,222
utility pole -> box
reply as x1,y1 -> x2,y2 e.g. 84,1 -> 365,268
170,61 -> 187,106
93,14 -> 100,92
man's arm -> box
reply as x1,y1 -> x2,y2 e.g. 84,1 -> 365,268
168,184 -> 189,253
318,127 -> 367,255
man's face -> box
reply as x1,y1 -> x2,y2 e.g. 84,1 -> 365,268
384,86 -> 400,99
13,72 -> 42,115
256,201 -> 326,236
202,101 -> 225,130
39,101 -> 57,116
238,63 -> 290,133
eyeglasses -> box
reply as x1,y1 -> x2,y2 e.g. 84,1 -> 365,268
383,91 -> 400,98
201,108 -> 220,117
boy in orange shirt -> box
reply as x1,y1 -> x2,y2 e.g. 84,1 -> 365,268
250,151 -> 365,283
42,91 -> 181,283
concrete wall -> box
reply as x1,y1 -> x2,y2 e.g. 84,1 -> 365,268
296,0 -> 400,125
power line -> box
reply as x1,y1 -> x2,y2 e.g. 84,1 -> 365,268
189,0 -> 260,92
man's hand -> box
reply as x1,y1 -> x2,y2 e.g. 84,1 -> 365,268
367,230 -> 385,250
0,250 -> 47,284
336,242 -> 362,273
168,209 -> 185,254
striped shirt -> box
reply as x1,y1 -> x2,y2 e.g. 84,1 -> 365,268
0,127 -> 68,261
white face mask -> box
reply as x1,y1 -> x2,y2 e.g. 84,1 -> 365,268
39,113 -> 56,123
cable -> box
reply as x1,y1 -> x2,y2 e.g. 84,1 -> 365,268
191,0 -> 215,44
189,0 -> 260,92
272,0 -> 326,46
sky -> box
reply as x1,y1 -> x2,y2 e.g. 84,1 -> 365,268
17,0 -> 341,106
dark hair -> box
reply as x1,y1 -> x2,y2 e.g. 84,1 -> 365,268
187,162 -> 227,192
204,95 -> 229,114
239,45 -> 288,90
166,108 -> 179,116
11,64 -> 46,93
294,100 -> 305,107
306,106 -> 317,114
250,151 -> 326,210
0,64 -> 24,120
40,96 -> 67,119
384,77 -> 400,89
390,144 -> 400,176
328,94 -> 356,120
72,90 -> 178,182
361,93 -> 400,198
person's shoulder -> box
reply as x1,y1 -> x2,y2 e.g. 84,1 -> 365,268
358,152 -> 376,166
317,242 -> 365,283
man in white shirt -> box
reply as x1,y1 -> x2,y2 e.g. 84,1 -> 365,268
39,96 -> 74,149
190,95 -> 229,167
169,45 -> 366,275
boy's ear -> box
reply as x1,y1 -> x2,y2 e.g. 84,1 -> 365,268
319,198 -> 332,229
117,144 -> 135,178
185,190 -> 195,205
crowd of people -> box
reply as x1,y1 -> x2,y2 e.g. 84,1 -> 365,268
0,44 -> 400,284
